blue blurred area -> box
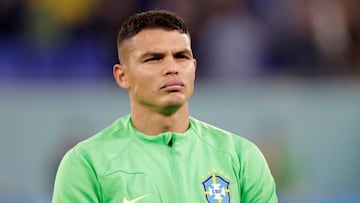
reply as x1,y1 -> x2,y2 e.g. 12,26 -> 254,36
1,0 -> 359,80
0,36 -> 111,79
1,0 -> 360,202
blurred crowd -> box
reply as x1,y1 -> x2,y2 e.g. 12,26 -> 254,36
0,0 -> 359,81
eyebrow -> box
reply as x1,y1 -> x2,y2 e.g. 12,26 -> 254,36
139,52 -> 164,60
139,48 -> 193,60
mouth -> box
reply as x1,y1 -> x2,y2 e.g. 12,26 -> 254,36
161,80 -> 185,92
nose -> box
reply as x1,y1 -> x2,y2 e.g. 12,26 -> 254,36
163,58 -> 179,75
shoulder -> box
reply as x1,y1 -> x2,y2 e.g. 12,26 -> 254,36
191,118 -> 265,170
80,115 -> 131,147
63,115 -> 133,166
190,117 -> 272,177
189,117 -> 261,158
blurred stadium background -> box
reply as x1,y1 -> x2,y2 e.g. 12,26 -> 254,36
0,0 -> 360,202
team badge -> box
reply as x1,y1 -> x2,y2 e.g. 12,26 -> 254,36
202,174 -> 230,203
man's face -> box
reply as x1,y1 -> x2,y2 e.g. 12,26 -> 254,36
118,28 -> 196,114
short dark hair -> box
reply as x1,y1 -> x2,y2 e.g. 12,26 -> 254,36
117,10 -> 189,48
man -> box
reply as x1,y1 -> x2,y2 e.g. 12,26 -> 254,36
52,10 -> 278,203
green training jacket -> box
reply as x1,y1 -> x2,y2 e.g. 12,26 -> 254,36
53,115 -> 277,203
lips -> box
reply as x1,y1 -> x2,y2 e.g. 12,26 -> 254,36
161,80 -> 184,91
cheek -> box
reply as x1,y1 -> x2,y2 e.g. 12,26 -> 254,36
129,73 -> 155,94
186,66 -> 196,81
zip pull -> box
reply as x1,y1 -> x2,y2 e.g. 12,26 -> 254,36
168,134 -> 174,147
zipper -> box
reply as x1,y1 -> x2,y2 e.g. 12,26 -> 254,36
166,134 -> 185,203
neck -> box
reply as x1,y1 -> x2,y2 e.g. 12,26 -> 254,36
131,104 -> 190,136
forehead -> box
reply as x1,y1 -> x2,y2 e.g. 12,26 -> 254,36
124,29 -> 191,54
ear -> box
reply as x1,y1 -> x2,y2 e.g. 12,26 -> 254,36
193,58 -> 197,77
193,58 -> 197,72
113,64 -> 130,89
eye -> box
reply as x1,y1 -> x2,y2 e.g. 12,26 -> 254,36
175,54 -> 190,60
144,57 -> 161,63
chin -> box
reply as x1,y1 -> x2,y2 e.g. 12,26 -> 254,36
164,98 -> 186,107
160,99 -> 186,114
159,94 -> 189,111
163,100 -> 183,108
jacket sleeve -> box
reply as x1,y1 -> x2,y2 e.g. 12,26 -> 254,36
239,142 -> 278,203
52,147 -> 102,203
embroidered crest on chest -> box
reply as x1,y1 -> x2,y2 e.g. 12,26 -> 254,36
201,169 -> 231,203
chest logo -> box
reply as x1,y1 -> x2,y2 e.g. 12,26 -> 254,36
202,175 -> 230,203
123,193 -> 149,203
